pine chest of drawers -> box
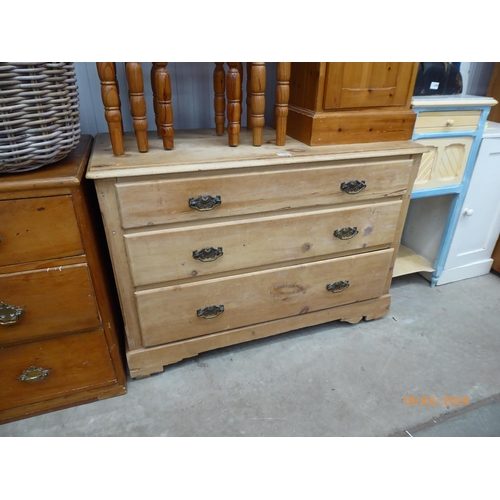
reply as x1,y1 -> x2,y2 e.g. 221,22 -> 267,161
87,129 -> 425,378
0,136 -> 126,423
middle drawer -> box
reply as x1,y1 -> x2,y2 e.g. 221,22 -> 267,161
124,200 -> 402,286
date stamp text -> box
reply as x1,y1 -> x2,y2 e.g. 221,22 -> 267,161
403,396 -> 469,407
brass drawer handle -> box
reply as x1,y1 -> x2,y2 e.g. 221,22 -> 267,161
334,226 -> 358,240
197,305 -> 224,319
341,180 -> 366,194
0,301 -> 25,325
193,247 -> 223,262
189,195 -> 222,211
20,366 -> 50,382
326,280 -> 350,293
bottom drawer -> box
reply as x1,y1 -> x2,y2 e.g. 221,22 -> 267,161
136,248 -> 393,347
0,329 -> 117,412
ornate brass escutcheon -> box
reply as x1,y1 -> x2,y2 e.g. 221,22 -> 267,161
193,247 -> 223,262
334,226 -> 358,240
340,180 -> 366,194
197,305 -> 224,319
20,366 -> 50,382
326,280 -> 350,293
0,301 -> 25,326
189,195 -> 222,211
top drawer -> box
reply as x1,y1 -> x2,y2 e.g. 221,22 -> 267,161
0,195 -> 84,267
115,159 -> 414,229
414,110 -> 481,134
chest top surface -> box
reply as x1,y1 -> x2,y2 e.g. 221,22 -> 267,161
86,128 -> 428,180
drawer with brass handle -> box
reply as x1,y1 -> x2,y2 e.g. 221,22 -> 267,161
114,159 -> 413,228
124,200 -> 402,286
0,329 -> 118,413
0,264 -> 101,346
134,248 -> 393,347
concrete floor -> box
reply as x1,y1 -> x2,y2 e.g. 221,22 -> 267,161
1,271 -> 500,437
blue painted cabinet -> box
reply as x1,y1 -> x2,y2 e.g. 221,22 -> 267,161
395,95 -> 497,286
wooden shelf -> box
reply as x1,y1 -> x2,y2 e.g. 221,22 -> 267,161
393,245 -> 434,277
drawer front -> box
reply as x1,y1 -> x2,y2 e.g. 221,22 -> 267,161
115,159 -> 413,228
125,201 -> 402,286
135,248 -> 393,347
414,110 -> 481,134
0,264 -> 101,345
412,137 -> 473,191
0,329 -> 117,412
0,195 -> 84,267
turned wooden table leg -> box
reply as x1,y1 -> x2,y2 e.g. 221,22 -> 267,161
96,62 -> 124,155
154,62 -> 174,150
151,63 -> 161,136
213,63 -> 225,135
275,62 -> 291,146
237,63 -> 243,127
246,62 -> 252,130
125,62 -> 148,152
226,63 -> 241,147
250,62 -> 266,147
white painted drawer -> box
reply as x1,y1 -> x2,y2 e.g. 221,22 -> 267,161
414,111 -> 481,134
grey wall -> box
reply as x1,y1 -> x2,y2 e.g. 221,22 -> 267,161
74,62 -> 278,136
74,62 -> 495,137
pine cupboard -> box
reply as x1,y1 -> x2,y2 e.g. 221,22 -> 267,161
286,62 -> 419,146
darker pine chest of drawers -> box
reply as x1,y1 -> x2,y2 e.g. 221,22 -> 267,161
0,136 -> 126,423
87,129 -> 425,379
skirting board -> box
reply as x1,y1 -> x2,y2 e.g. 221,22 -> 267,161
434,259 -> 494,286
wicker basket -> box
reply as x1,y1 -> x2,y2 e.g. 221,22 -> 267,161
0,62 -> 81,174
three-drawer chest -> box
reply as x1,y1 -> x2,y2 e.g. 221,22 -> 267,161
87,128 -> 426,378
0,136 -> 126,423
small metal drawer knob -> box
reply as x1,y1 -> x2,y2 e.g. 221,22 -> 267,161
0,301 -> 25,326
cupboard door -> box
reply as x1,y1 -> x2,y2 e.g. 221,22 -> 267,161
444,136 -> 500,270
323,63 -> 415,110
412,137 -> 473,190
